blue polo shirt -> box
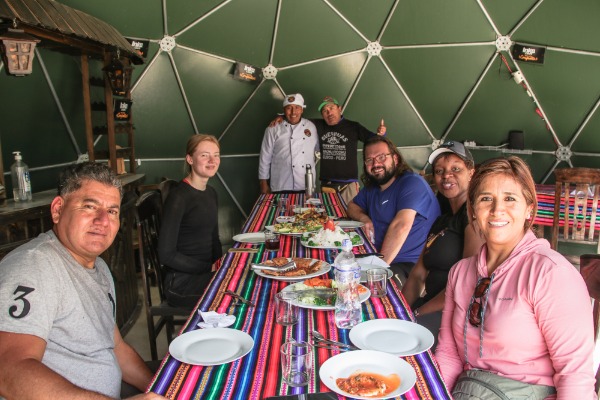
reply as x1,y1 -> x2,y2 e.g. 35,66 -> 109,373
353,171 -> 441,263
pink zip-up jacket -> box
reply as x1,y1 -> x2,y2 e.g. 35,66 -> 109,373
436,230 -> 596,399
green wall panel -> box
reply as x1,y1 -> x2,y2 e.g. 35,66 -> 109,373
275,52 -> 368,119
274,0 -> 365,67
519,51 -> 600,145
513,0 -> 600,52
381,0 -> 493,46
382,45 -> 497,138
343,58 -> 430,146
329,0 -> 395,41
481,0 -> 540,35
218,80 -> 281,154
175,0 -> 277,66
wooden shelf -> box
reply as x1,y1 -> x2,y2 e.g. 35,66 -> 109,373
82,54 -> 136,174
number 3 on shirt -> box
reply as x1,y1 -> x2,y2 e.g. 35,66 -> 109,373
9,285 -> 35,319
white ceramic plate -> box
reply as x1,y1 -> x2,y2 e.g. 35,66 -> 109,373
252,258 -> 331,282
305,198 -> 322,205
349,319 -> 434,357
319,350 -> 416,399
336,220 -> 365,229
357,256 -> 393,283
282,282 -> 370,310
169,328 -> 254,366
232,232 -> 265,244
300,232 -> 364,249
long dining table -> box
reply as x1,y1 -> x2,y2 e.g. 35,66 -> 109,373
147,192 -> 452,399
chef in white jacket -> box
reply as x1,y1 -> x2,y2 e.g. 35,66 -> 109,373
259,93 -> 319,193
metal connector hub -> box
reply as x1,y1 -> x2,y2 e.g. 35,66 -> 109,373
160,36 -> 176,52
495,36 -> 512,52
262,64 -> 278,80
366,41 -> 382,57
555,146 -> 572,161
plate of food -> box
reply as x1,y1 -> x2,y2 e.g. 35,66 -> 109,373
282,277 -> 370,310
252,257 -> 331,282
265,221 -> 322,235
301,223 -> 364,249
319,350 -> 416,399
349,319 -> 434,357
294,206 -> 326,214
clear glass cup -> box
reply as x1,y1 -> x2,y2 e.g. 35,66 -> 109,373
264,230 -> 280,251
280,341 -> 313,387
275,291 -> 299,326
367,268 -> 388,298
278,197 -> 288,215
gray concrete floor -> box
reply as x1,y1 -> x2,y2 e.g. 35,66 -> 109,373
123,279 -> 170,361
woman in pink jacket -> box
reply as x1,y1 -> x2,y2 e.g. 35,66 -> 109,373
435,156 -> 596,399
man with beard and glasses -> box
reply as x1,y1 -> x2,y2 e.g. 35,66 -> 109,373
347,136 -> 441,283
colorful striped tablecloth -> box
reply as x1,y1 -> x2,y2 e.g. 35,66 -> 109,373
535,184 -> 600,228
147,193 -> 451,399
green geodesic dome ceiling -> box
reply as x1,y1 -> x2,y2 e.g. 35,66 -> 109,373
2,0 -> 600,241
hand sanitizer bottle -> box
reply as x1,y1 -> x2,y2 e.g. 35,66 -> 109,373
11,151 -> 32,202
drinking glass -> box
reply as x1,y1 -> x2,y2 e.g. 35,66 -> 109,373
278,197 -> 288,216
366,268 -> 388,297
280,341 -> 313,387
264,230 -> 280,251
275,291 -> 299,326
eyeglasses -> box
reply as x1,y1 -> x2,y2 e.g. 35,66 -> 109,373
365,153 -> 392,166
468,277 -> 491,327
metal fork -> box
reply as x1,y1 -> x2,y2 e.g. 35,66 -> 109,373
224,290 -> 256,307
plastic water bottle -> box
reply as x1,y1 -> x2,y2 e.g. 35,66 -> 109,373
11,151 -> 32,202
334,239 -> 362,329
305,164 -> 314,198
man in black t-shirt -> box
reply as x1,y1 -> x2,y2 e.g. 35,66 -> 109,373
314,96 -> 386,204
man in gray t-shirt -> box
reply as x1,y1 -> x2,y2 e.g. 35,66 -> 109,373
0,163 -> 164,400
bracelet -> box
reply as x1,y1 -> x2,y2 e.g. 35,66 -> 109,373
414,308 -> 420,317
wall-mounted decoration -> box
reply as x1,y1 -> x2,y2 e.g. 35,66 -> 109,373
0,28 -> 40,76
512,44 -> 546,64
233,62 -> 261,82
103,56 -> 132,96
114,99 -> 132,121
126,38 -> 149,58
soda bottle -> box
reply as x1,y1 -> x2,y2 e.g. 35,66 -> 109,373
334,239 -> 362,329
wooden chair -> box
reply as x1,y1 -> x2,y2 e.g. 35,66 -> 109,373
135,190 -> 188,360
158,179 -> 178,204
579,254 -> 600,392
551,168 -> 600,263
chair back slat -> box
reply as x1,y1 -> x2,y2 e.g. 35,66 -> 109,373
135,190 -> 164,307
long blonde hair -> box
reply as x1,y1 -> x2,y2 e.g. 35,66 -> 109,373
184,134 -> 220,175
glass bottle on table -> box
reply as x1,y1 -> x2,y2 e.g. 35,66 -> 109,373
334,239 -> 362,329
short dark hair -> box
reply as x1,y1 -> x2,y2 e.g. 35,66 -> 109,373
58,162 -> 122,197
468,156 -> 537,231
360,135 -> 412,188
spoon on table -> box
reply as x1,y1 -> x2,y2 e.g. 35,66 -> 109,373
311,330 -> 359,350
